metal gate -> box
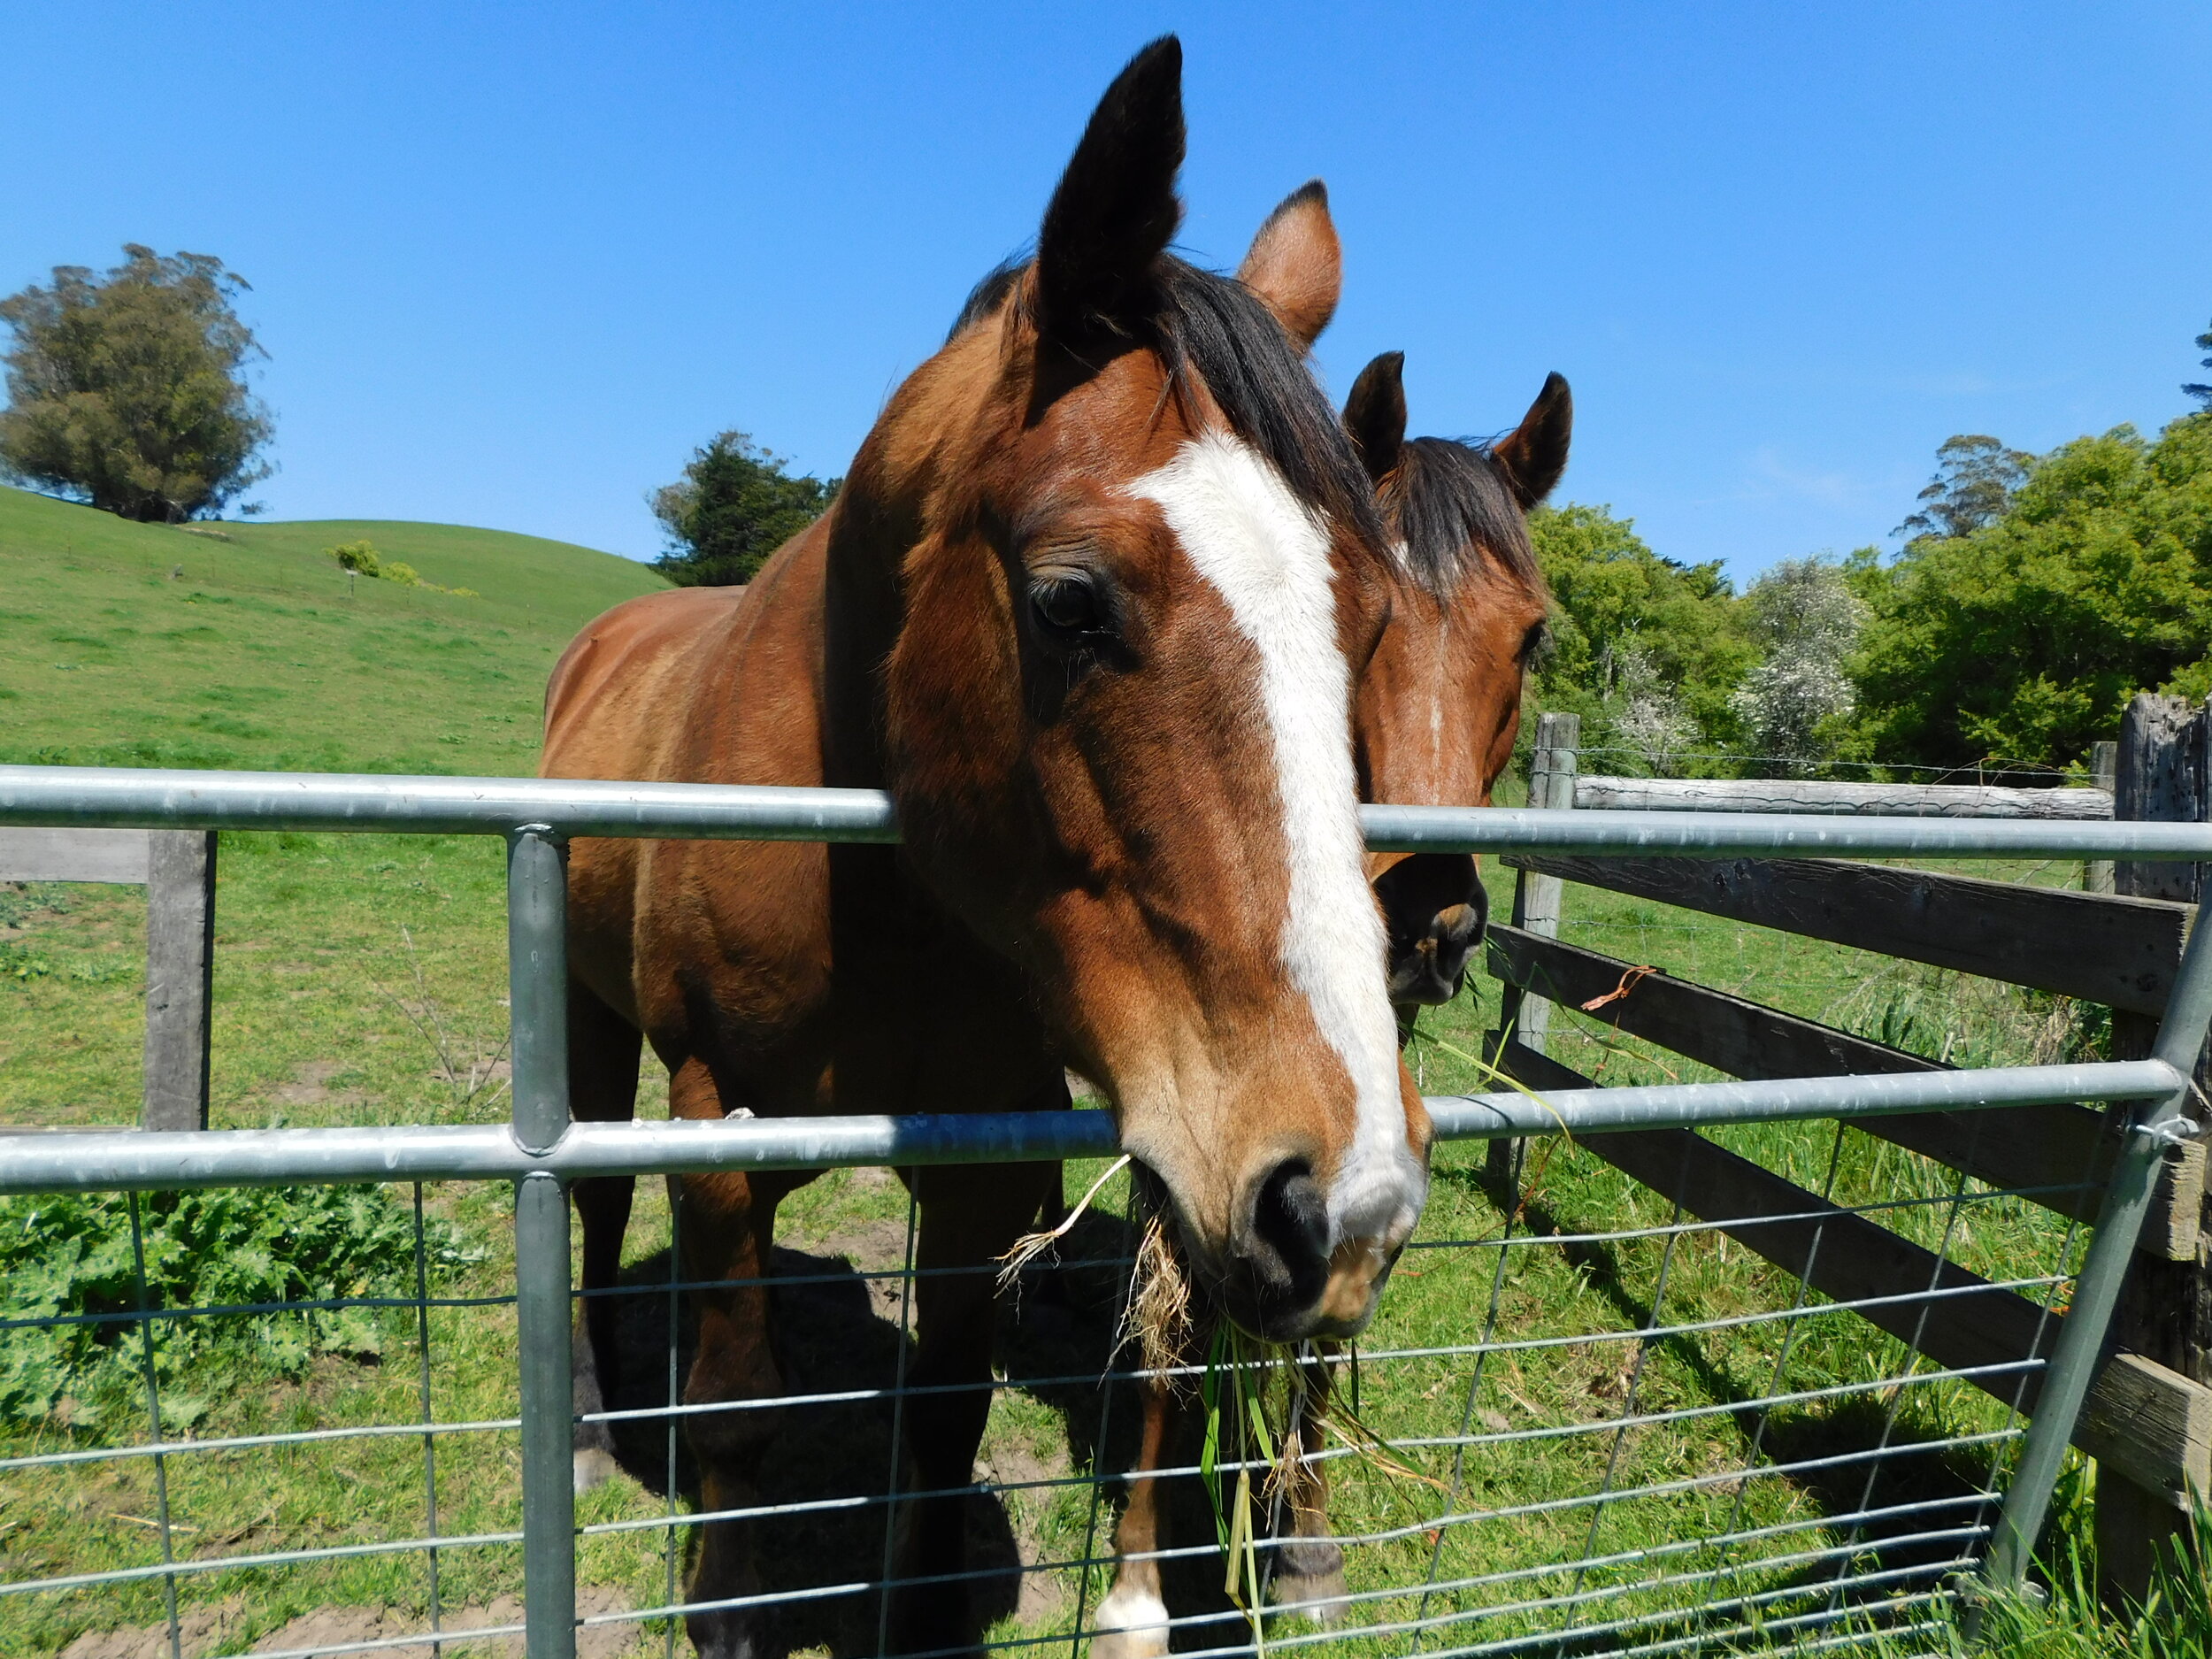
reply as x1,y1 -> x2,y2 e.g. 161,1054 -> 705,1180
3,765 -> 2207,1658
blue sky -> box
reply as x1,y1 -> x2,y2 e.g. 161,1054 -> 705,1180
3,4 -> 2207,580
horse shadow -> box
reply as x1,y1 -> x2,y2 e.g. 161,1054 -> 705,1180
594,1239 -> 1036,1657
595,1209 -> 1236,1657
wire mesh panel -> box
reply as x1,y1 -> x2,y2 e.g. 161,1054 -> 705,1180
0,1179 -> 527,1658
3,1128 -> 2085,1659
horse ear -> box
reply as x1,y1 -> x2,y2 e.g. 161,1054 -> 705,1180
1342,351 -> 1407,483
1036,37 -> 1186,347
1493,373 -> 1572,509
1237,180 -> 1340,348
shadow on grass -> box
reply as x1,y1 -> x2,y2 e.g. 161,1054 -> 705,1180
588,1239 -> 1034,1657
1450,1150 -> 2003,1646
581,1207 -> 1255,1657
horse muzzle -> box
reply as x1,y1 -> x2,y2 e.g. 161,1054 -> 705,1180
1374,852 -> 1486,1008
1205,1156 -> 1416,1341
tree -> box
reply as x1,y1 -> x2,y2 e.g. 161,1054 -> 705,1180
1729,557 -> 1865,764
1525,503 -> 1757,772
1852,415 -> 2212,768
0,245 -> 273,522
649,432 -> 839,587
1893,434 -> 2033,544
2185,315 -> 2212,411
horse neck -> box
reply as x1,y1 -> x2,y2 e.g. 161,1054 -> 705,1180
813,342 -> 1000,789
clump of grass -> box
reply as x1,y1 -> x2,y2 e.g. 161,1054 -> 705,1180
1199,1323 -> 1280,1642
1959,1490 -> 2212,1659
0,1184 -> 478,1432
0,938 -> 54,981
1124,1206 -> 1193,1385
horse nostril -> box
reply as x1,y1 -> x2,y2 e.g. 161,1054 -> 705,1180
1243,1158 -> 1331,1314
1434,886 -> 1488,977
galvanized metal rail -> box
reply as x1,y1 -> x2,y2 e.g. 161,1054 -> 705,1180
11,762 -> 2212,859
2,762 -> 2207,1658
0,1060 -> 2184,1194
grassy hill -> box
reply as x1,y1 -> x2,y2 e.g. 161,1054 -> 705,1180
0,486 -> 666,774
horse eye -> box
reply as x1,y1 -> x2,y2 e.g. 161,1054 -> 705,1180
1030,572 -> 1108,643
1519,621 -> 1551,663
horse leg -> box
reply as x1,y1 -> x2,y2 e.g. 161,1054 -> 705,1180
882,1159 -> 1058,1655
1268,1348 -> 1348,1624
1092,1369 -> 1177,1659
569,981 -> 642,1493
668,1059 -> 786,1659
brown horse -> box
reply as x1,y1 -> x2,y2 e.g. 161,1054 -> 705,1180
1088,349 -> 1568,1655
1352,350 -> 1571,1014
542,39 -> 1428,1658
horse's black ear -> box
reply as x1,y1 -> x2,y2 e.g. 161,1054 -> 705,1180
1036,36 -> 1185,347
1238,180 -> 1340,348
1494,373 -> 1572,509
1343,351 -> 1407,483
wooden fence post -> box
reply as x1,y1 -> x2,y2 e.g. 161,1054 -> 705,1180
142,831 -> 217,1132
1486,714 -> 1578,1189
2085,741 -> 2118,895
1508,712 -> 1578,1056
2101,695 -> 2212,1602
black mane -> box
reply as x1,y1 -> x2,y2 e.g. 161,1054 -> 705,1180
947,254 -> 1385,552
1384,435 -> 1547,600
948,256 -> 1026,343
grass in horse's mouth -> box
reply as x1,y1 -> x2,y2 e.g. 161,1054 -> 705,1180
1125,1205 -> 1193,1382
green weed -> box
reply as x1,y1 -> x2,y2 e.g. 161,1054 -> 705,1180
0,941 -> 55,982
0,1185 -> 478,1432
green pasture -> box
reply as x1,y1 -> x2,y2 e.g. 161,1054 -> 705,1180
0,484 -> 664,777
0,484 -> 2188,1655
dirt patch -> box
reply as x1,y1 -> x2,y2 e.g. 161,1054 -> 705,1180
59,1586 -> 649,1659
59,1600 -> 247,1659
777,1202 -> 913,1322
977,1434 -> 1076,1626
268,1060 -> 368,1109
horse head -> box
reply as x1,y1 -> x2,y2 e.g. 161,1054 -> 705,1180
822,39 -> 1424,1340
1341,350 -> 1570,1012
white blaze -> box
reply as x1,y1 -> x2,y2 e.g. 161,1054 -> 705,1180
1126,430 -> 1423,1248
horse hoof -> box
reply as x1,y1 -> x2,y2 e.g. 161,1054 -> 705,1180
689,1625 -> 761,1659
572,1447 -> 619,1494
1090,1586 -> 1171,1658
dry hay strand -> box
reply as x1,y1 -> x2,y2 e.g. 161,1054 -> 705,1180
994,1153 -> 1130,1298
1122,1204 -> 1194,1386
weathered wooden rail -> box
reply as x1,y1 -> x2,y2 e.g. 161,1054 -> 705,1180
0,826 -> 215,1131
1573,775 -> 2113,819
1491,704 -> 2212,1602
